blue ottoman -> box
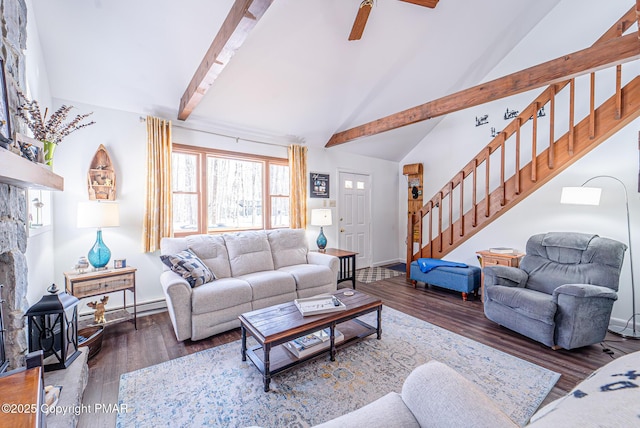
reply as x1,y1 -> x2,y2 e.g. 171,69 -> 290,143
410,260 -> 481,301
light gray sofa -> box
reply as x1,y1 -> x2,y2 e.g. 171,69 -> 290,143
160,229 -> 339,341
315,350 -> 640,427
483,232 -> 627,349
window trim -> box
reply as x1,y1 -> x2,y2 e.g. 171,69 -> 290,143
172,143 -> 289,236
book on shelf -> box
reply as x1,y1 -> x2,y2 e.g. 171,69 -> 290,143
291,328 -> 330,349
284,328 -> 345,359
294,294 -> 347,316
489,247 -> 515,254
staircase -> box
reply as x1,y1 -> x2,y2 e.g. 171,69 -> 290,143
406,8 -> 640,269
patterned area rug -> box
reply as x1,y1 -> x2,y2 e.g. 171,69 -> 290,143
356,266 -> 404,283
117,307 -> 559,428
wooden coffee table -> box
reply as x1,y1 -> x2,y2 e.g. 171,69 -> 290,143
239,289 -> 382,391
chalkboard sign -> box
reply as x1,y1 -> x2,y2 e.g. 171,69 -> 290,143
310,173 -> 329,198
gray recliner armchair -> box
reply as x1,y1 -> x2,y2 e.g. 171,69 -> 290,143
483,232 -> 627,349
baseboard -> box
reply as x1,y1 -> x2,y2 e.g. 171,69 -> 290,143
608,316 -> 640,333
372,259 -> 404,268
78,298 -> 167,322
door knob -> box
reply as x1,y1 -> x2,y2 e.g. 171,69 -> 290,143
340,228 -> 345,232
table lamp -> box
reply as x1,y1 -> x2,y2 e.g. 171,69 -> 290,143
311,208 -> 332,251
77,201 -> 120,269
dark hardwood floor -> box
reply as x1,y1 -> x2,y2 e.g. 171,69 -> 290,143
78,274 -> 640,427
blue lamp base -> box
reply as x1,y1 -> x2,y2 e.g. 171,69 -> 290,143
316,227 -> 327,251
88,229 -> 111,269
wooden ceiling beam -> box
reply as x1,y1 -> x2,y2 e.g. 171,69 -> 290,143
598,6 -> 636,42
399,0 -> 439,8
178,0 -> 273,121
326,32 -> 640,148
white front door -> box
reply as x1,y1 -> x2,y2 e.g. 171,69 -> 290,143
338,171 -> 372,268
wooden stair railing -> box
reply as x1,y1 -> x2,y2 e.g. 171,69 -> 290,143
405,7 -> 638,274
407,67 -> 640,273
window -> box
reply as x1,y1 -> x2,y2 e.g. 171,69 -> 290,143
172,144 -> 289,235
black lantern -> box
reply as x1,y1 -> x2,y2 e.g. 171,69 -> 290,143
25,284 -> 80,371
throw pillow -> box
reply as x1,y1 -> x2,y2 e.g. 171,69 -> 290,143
160,249 -> 215,288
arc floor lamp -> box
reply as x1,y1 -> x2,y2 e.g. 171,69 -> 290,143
561,175 -> 638,339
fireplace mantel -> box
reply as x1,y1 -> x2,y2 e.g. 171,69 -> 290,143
0,148 -> 64,191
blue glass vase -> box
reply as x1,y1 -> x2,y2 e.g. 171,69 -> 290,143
87,229 -> 111,269
316,226 -> 327,251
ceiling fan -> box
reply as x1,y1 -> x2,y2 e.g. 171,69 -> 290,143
348,0 -> 440,41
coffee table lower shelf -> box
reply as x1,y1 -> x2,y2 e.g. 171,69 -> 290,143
242,310 -> 381,391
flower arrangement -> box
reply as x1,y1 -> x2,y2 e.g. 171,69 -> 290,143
17,92 -> 95,145
16,92 -> 95,166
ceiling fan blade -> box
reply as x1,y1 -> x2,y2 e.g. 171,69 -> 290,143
348,0 -> 373,41
398,0 -> 439,8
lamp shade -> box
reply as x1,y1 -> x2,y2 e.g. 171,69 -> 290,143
560,187 -> 602,206
77,202 -> 120,228
311,209 -> 332,226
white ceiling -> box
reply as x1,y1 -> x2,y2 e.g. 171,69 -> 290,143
30,0 -> 562,161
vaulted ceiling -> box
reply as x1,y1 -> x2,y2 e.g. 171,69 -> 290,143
30,0 -> 563,161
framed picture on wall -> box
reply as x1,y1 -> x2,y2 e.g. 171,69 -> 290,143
0,59 -> 11,141
310,173 -> 330,198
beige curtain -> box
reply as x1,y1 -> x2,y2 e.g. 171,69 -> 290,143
288,144 -> 308,229
142,116 -> 172,252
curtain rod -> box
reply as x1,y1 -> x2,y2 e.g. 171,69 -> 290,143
139,116 -> 298,149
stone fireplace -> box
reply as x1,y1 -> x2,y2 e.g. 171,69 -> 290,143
0,0 -> 30,370
0,184 -> 29,369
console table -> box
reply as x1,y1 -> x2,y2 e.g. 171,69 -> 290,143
64,266 -> 137,329
319,248 -> 358,289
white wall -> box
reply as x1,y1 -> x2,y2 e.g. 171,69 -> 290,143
306,147 -> 400,267
24,0 -> 56,305
42,105 -> 399,314
398,0 -> 640,328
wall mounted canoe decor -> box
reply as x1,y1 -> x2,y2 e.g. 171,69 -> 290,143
87,144 -> 116,201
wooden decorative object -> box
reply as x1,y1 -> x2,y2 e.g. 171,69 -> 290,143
78,326 -> 104,359
404,163 -> 423,243
87,144 -> 116,200
87,296 -> 109,324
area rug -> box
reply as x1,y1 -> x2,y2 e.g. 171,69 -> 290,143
117,307 -> 559,428
356,266 -> 404,283
387,262 -> 407,272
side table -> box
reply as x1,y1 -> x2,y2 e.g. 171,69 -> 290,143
318,248 -> 358,289
0,366 -> 44,427
476,250 -> 524,302
64,266 -> 137,329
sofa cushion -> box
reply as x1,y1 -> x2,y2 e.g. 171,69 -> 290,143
185,234 -> 231,278
267,229 -> 308,269
313,392 -> 419,428
238,270 -> 296,300
529,350 -> 640,427
160,249 -> 214,288
191,277 -> 252,315
160,237 -> 188,270
224,231 -> 274,276
486,286 -> 557,325
278,264 -> 334,290
402,361 -> 517,428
